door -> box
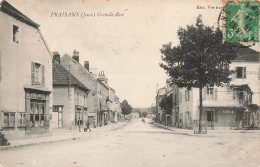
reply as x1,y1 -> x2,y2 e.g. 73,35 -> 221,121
207,111 -> 214,130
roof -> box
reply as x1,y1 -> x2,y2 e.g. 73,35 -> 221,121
53,62 -> 90,92
0,0 -> 39,28
232,43 -> 259,62
97,79 -> 109,90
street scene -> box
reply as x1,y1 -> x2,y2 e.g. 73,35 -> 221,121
0,0 -> 260,166
1,119 -> 260,167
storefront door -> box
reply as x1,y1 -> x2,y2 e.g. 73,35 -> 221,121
207,111 -> 214,130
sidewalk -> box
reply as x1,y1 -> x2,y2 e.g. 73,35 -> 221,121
0,121 -> 128,151
153,122 -> 260,136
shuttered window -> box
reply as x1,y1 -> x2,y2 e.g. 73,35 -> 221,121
236,67 -> 246,79
31,62 -> 45,86
185,90 -> 190,102
204,87 -> 218,100
179,91 -> 182,103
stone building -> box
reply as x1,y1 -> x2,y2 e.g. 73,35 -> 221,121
0,0 -> 52,139
176,46 -> 260,130
60,52 -> 98,127
52,57 -> 90,129
97,71 -> 109,126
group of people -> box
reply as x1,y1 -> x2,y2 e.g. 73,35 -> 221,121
77,119 -> 93,132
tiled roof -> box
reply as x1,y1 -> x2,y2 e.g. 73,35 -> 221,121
233,43 -> 259,62
53,62 -> 89,92
0,0 -> 39,28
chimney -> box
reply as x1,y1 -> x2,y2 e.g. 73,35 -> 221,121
84,61 -> 90,71
53,52 -> 60,64
72,50 -> 79,63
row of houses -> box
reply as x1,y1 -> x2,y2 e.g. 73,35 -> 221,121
0,0 -> 122,139
155,44 -> 260,130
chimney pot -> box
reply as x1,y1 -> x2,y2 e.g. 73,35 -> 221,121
72,50 -> 79,63
84,61 -> 90,71
53,52 -> 60,64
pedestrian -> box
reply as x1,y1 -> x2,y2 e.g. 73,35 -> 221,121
84,120 -> 91,132
93,119 -> 96,128
77,119 -> 81,132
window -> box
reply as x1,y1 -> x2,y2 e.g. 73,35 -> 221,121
30,100 -> 45,127
13,25 -> 19,43
18,113 -> 26,127
179,91 -> 182,103
206,88 -> 217,100
236,67 -> 246,79
3,112 -> 15,127
185,90 -> 190,102
31,62 -> 45,86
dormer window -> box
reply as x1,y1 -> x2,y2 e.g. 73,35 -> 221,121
13,25 -> 19,43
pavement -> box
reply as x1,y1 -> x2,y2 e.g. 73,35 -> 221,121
0,121 -> 128,151
152,122 -> 260,136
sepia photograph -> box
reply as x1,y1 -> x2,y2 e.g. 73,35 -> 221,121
0,0 -> 259,166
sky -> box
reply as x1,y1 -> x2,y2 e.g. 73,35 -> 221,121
7,0 -> 259,108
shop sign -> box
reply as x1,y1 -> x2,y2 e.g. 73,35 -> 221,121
223,110 -> 234,114
31,93 -> 46,99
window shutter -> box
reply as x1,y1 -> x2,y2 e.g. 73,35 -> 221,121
214,88 -> 218,100
243,67 -> 246,79
42,65 -> 45,86
31,62 -> 35,85
203,87 -> 207,100
235,67 -> 238,78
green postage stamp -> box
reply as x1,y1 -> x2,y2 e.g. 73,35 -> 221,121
225,1 -> 259,42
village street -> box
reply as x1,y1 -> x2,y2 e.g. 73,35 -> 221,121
1,119 -> 260,167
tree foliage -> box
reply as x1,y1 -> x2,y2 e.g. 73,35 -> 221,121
121,100 -> 132,117
160,15 -> 238,132
159,94 -> 173,115
160,15 -> 237,89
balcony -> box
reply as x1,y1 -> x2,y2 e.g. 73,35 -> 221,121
202,91 -> 247,108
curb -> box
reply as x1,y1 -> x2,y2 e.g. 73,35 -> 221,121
152,122 -> 191,136
0,137 -> 81,151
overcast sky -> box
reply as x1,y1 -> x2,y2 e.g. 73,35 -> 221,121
8,0 -> 259,108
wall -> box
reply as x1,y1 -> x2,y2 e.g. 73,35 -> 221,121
230,61 -> 259,105
53,86 -> 75,129
0,11 -> 52,137
60,55 -> 97,115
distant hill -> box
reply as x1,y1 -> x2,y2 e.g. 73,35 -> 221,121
135,108 -> 153,114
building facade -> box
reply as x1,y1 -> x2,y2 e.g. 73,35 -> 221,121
167,46 -> 260,130
0,1 -> 52,139
53,59 -> 90,129
60,52 -> 99,127
97,72 -> 109,126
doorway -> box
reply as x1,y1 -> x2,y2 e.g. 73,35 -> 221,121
207,111 -> 214,130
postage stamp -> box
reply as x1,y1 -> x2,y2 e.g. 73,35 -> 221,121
224,0 -> 259,42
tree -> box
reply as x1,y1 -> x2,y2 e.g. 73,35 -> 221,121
160,15 -> 237,133
159,93 -> 173,116
121,100 -> 133,119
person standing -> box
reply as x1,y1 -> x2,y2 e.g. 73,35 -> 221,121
84,120 -> 91,132
77,119 -> 81,132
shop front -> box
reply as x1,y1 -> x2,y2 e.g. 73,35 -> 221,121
203,107 -> 244,130
24,87 -> 51,134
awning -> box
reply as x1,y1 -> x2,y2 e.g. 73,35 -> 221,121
24,84 -> 51,94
